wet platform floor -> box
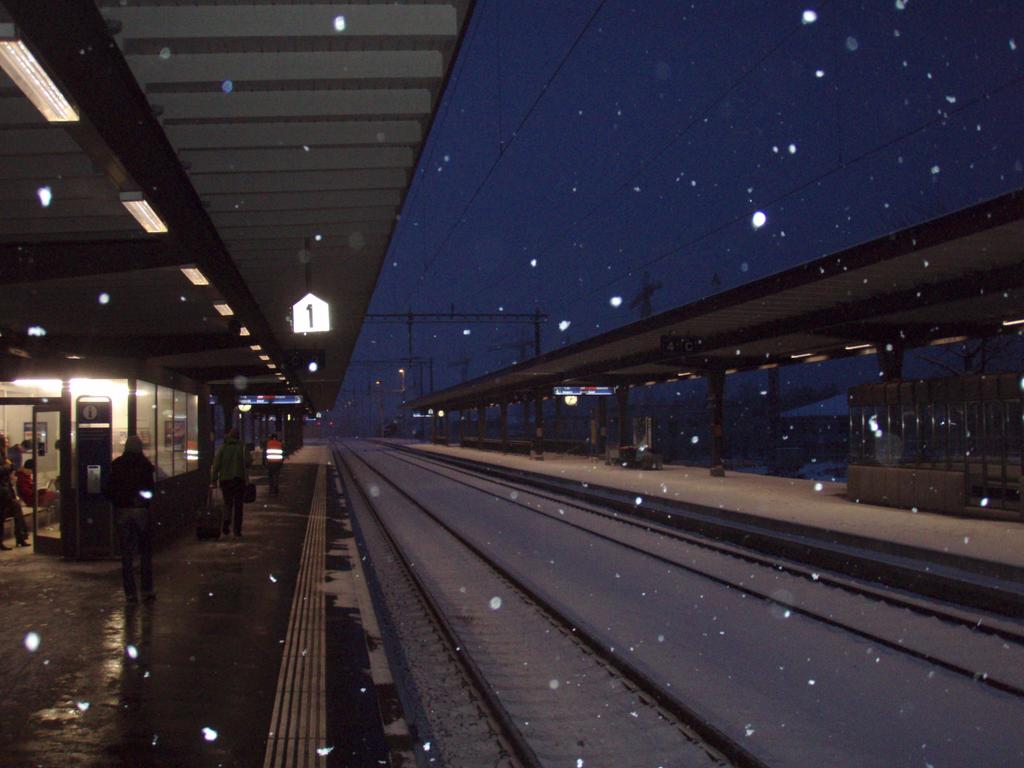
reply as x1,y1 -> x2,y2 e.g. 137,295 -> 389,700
0,448 -> 389,767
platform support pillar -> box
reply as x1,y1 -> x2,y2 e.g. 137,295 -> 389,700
440,410 -> 449,446
431,411 -> 438,444
553,395 -> 562,443
707,369 -> 726,477
597,396 -> 608,456
617,385 -> 631,448
500,400 -> 509,452
531,391 -> 545,460
458,411 -> 465,445
766,367 -> 781,474
477,404 -> 486,445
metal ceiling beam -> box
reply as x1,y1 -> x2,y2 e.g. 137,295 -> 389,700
1,0 -> 309,401
180,146 -> 414,174
0,239 -> 185,284
155,90 -> 431,121
170,364 -> 274,383
126,51 -> 444,84
39,333 -> 247,359
108,5 -> 458,38
202,188 -> 403,212
165,120 -> 422,150
189,168 -> 407,194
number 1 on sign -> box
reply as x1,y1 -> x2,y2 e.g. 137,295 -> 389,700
307,304 -> 313,327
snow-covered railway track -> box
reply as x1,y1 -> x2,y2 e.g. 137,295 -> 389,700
345,440 -> 1024,767
383,445 -> 1024,699
336,441 -> 752,768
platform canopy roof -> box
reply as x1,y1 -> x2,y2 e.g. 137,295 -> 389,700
0,0 -> 472,411
407,189 -> 1024,412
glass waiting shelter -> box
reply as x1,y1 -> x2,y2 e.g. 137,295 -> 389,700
0,365 -> 209,558
848,372 -> 1023,518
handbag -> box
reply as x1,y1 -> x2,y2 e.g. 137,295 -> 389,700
243,481 -> 256,503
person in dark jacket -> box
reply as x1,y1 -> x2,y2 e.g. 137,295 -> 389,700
0,433 -> 28,549
211,427 -> 251,536
105,434 -> 156,603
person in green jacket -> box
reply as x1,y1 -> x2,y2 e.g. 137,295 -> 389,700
211,427 -> 251,536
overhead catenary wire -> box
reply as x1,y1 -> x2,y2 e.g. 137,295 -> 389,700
453,1 -> 835,303
401,0 -> 610,308
555,72 -> 1024,313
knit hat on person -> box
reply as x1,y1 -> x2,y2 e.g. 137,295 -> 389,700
124,435 -> 144,454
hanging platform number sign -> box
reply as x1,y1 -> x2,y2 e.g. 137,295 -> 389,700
292,292 -> 330,334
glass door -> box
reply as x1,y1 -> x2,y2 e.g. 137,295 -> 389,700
31,406 -> 62,555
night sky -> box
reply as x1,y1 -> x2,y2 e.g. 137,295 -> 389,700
341,0 -> 1024,414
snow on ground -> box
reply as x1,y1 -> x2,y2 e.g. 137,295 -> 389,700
407,442 -> 1024,569
359,443 -> 1024,768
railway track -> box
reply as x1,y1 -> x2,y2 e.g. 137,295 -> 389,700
334,441 -> 757,768
380,443 -> 1024,698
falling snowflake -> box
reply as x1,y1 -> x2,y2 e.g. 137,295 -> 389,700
814,482 -> 824,492
802,9 -> 818,24
846,36 -> 859,51
529,258 -> 537,267
489,596 -> 503,610
98,292 -> 110,305
221,80 -> 233,93
202,727 -> 218,742
333,15 -> 347,32
76,701 -> 91,712
558,320 -> 571,331
548,679 -> 560,689
126,645 -> 139,660
24,632 -> 40,652
37,186 -> 52,207
462,329 -> 471,336
751,211 -> 767,229
316,746 -> 334,756
609,296 -> 623,308
634,496 -> 643,506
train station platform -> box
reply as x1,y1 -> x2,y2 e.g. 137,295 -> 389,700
399,441 -> 1024,609
0,445 -> 400,767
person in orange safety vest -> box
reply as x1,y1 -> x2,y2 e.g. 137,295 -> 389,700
265,433 -> 284,496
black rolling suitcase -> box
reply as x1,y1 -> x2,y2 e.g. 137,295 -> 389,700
196,488 -> 224,539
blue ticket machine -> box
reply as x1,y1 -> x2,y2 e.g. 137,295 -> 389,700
76,396 -> 113,558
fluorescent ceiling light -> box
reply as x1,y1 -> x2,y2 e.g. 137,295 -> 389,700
238,326 -> 250,337
119,192 -> 168,234
258,354 -> 270,361
844,343 -> 872,350
180,266 -> 209,285
0,29 -> 79,122
267,363 -> 277,370
213,303 -> 233,316
929,335 -> 968,346
249,344 -> 262,351
1002,318 -> 1024,327
790,352 -> 813,359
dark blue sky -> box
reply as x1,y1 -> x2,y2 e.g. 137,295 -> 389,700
343,0 -> 1024,403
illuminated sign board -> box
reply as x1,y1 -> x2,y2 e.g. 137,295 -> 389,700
292,292 -> 330,333
553,386 -> 614,396
412,408 -> 435,418
237,395 -> 304,405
